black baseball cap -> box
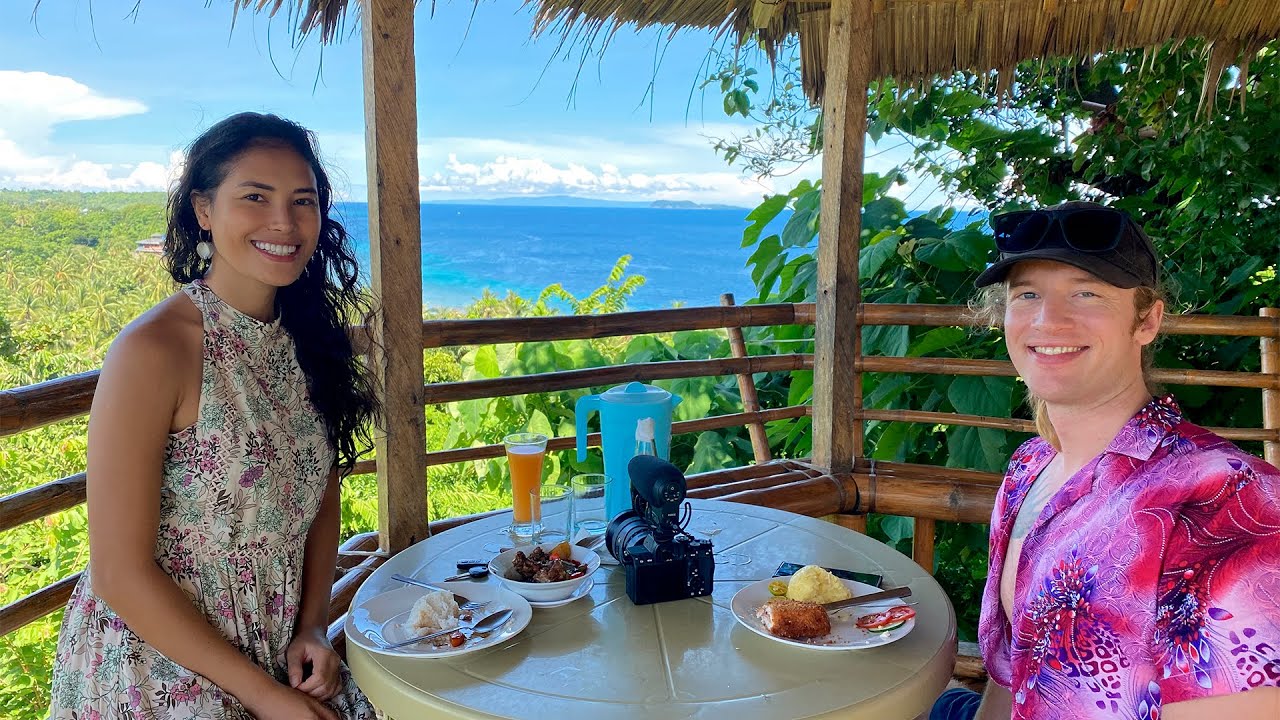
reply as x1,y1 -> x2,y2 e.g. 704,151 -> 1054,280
975,201 -> 1160,288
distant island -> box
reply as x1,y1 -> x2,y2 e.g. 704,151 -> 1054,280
647,199 -> 744,210
422,194 -> 750,210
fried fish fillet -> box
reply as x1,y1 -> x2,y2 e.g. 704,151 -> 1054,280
755,597 -> 831,639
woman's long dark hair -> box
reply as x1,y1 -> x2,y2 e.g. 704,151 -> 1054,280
165,112 -> 379,473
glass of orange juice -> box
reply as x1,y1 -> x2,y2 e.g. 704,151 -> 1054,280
504,432 -> 548,540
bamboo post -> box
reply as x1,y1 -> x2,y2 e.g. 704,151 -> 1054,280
1263,308 -> 1279,466
812,0 -> 873,477
721,293 -> 772,463
954,644 -> 988,684
913,517 -> 936,573
828,513 -> 867,533
362,0 -> 429,553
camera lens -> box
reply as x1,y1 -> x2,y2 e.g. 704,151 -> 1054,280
606,512 -> 652,561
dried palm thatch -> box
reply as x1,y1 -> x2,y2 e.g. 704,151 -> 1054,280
213,0 -> 355,44
527,0 -> 1280,105
222,1 -> 1279,107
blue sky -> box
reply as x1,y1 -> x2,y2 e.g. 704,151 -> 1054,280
0,0 -> 922,206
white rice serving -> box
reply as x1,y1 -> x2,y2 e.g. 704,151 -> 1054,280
403,589 -> 461,634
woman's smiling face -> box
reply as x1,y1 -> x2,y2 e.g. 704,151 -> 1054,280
1003,259 -> 1162,410
193,144 -> 322,292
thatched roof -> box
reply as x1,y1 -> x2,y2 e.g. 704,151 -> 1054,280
235,1 -> 1279,104
528,0 -> 1280,104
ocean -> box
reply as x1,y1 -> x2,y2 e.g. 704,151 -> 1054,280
334,202 -> 762,310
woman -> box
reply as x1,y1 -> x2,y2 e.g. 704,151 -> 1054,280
50,113 -> 379,720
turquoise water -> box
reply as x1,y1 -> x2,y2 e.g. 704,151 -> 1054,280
334,202 -> 761,310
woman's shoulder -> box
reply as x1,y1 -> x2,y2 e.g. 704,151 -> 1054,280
104,290 -> 203,377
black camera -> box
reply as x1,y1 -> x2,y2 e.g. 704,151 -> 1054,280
605,455 -> 715,605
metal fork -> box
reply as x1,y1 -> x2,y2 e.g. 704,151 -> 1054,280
390,574 -> 490,612
367,622 -> 466,650
368,609 -> 510,650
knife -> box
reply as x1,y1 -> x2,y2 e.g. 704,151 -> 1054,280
821,585 -> 913,612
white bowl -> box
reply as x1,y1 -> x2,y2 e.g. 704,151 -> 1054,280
488,541 -> 601,603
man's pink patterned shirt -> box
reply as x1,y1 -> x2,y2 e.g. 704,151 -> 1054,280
979,396 -> 1280,718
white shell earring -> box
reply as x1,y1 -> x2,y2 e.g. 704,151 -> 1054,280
195,231 -> 213,261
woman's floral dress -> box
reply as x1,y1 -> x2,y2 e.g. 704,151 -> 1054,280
50,280 -> 375,719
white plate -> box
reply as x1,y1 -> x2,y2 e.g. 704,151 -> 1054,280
730,577 -> 916,651
526,577 -> 594,609
345,582 -> 532,659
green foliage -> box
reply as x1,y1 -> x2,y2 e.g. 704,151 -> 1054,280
701,38 -> 822,177
424,325 -> 748,503
868,43 -> 1278,442
0,190 -> 167,264
1,194 -> 173,718
539,256 -> 647,315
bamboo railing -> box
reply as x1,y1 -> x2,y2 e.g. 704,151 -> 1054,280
4,304 -> 1275,437
3,302 -> 1278,653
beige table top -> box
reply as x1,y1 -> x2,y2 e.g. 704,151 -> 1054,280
348,499 -> 956,720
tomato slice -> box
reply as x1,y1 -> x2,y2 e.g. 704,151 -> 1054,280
855,605 -> 916,630
867,619 -> 907,633
884,605 -> 915,623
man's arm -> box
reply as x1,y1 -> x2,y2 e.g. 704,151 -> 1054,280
1163,687 -> 1280,719
974,681 -> 1012,720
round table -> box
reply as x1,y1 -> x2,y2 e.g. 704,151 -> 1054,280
347,499 -> 957,719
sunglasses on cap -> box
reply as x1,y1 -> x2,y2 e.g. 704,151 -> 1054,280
992,205 -> 1139,255
976,204 -> 1160,288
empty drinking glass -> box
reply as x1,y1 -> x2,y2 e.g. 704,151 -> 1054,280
531,484 -> 572,541
571,474 -> 609,537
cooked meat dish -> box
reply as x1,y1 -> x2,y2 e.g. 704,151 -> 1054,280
510,546 -> 580,583
755,598 -> 832,640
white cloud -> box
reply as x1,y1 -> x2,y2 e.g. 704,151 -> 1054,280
0,70 -> 173,191
0,71 -> 146,134
416,125 -> 743,171
403,123 -> 801,205
10,156 -> 174,192
419,153 -> 774,206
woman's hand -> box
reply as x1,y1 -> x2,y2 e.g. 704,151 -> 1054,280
286,626 -> 343,701
241,679 -> 340,720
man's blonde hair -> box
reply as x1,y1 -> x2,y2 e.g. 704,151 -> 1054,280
969,283 -> 1166,449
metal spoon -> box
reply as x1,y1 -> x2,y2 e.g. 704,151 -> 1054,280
441,566 -> 489,582
379,608 -> 514,650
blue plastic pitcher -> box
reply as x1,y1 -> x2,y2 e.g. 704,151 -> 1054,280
575,382 -> 682,521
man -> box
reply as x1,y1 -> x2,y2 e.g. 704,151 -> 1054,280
929,202 -> 1280,720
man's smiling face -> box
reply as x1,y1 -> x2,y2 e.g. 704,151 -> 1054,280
1004,259 -> 1162,410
